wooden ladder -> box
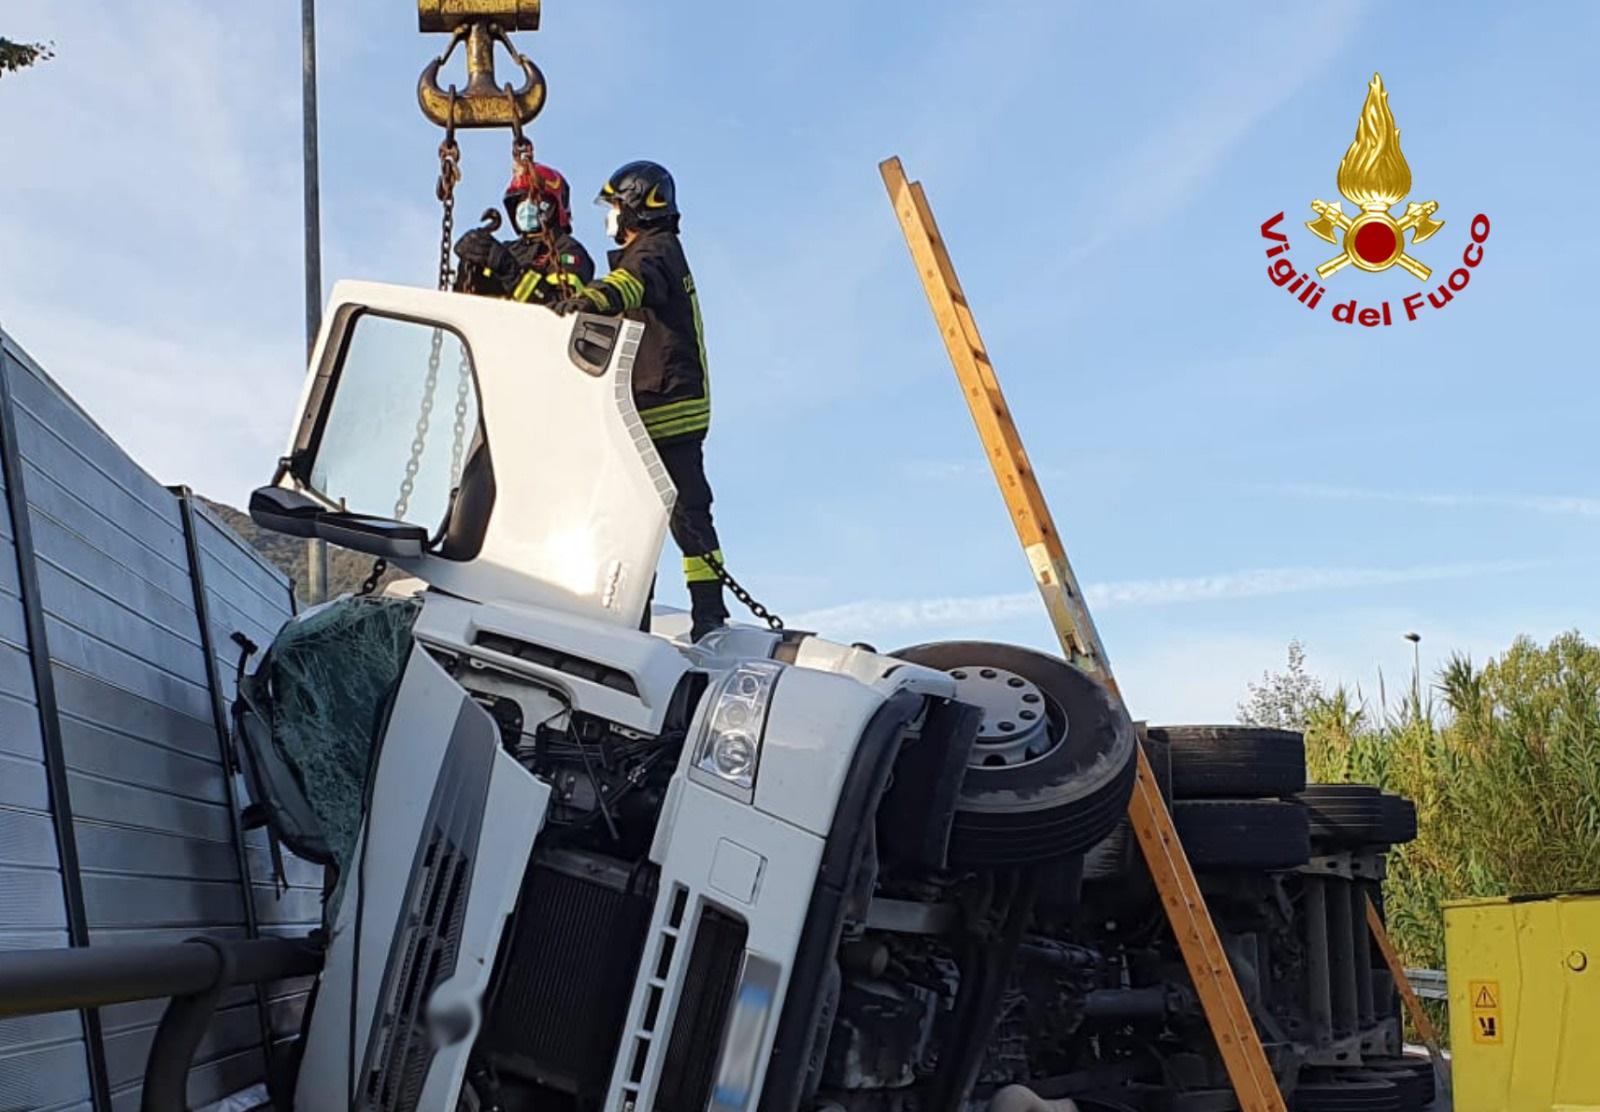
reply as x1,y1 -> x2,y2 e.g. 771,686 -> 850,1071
880,156 -> 1288,1112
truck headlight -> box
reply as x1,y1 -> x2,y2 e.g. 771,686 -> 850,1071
691,660 -> 782,797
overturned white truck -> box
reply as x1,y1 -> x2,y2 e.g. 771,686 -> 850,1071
241,280 -> 1135,1111
237,283 -> 1425,1112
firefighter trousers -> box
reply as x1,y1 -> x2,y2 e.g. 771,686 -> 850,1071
655,436 -> 729,632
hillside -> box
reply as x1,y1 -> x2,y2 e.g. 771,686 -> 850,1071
201,497 -> 399,603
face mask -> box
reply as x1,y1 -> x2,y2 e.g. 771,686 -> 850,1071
515,198 -> 546,234
605,205 -> 623,242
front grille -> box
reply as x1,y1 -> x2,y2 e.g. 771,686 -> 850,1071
364,830 -> 471,1111
656,907 -> 749,1112
482,850 -> 655,1097
358,699 -> 496,1112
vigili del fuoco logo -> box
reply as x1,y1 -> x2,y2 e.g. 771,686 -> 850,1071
1261,73 -> 1490,326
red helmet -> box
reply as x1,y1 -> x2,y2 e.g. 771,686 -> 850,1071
504,162 -> 572,232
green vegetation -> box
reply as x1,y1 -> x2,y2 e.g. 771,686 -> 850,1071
1246,632 -> 1600,1040
0,37 -> 53,77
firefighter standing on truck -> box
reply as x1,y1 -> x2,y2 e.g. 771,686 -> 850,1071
551,160 -> 729,640
454,161 -> 596,304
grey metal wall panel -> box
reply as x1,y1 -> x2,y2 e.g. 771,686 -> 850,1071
72,826 -> 240,884
3,360 -> 185,536
51,668 -> 216,764
0,752 -> 51,812
42,621 -> 211,725
59,722 -> 226,807
65,774 -> 233,846
81,875 -> 244,932
0,365 -> 83,1106
0,808 -> 58,869
0,691 -> 44,762
0,333 -> 310,1106
18,463 -> 193,606
0,1041 -> 92,1112
188,503 -> 317,1071
0,867 -> 66,929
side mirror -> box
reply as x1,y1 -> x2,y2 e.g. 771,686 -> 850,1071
250,486 -> 428,560
250,486 -> 322,538
315,515 -> 427,560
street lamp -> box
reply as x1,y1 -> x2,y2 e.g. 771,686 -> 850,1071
302,0 -> 328,603
1403,632 -> 1421,709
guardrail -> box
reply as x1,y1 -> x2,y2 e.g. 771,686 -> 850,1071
0,936 -> 321,1111
1404,968 -> 1449,1001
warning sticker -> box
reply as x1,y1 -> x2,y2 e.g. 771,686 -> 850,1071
1469,980 -> 1503,1044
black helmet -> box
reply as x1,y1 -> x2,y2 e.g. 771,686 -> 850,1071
597,160 -> 679,233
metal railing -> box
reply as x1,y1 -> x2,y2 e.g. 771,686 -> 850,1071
0,936 -> 321,1111
1404,968 -> 1449,1001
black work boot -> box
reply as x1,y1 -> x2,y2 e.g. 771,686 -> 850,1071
688,581 -> 729,642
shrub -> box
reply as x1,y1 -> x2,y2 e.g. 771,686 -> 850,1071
1283,633 -> 1600,1042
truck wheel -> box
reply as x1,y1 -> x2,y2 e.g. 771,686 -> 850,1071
1170,799 -> 1310,870
1362,1056 -> 1436,1105
1339,1067 -> 1427,1108
1296,785 -> 1386,846
1378,794 -> 1418,845
1291,1077 -> 1402,1111
893,641 -> 1136,867
1147,725 -> 1306,799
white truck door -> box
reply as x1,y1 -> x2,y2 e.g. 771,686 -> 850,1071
260,281 -> 674,626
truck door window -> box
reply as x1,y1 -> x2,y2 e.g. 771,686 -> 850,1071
308,313 -> 481,533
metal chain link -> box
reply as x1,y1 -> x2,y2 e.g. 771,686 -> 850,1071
366,112 -> 461,597
449,345 -> 471,488
395,128 -> 460,524
701,549 -> 784,631
359,558 -> 388,597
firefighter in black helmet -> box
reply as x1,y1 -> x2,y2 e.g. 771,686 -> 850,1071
550,160 -> 729,639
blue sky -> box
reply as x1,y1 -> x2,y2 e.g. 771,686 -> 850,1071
2,1 -> 1595,721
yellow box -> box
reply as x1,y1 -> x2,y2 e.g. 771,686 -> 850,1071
1444,891 -> 1600,1110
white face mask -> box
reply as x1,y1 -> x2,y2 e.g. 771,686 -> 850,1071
605,205 -> 623,242
515,198 -> 546,234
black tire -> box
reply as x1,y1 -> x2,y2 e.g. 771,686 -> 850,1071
1379,794 -> 1419,845
1362,1056 -> 1436,1106
1147,725 -> 1307,799
1297,784 -> 1386,845
893,641 -> 1137,867
1171,799 -> 1311,870
1292,1077 -> 1402,1112
1342,1068 -> 1426,1109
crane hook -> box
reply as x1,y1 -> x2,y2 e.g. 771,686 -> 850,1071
418,20 -> 546,129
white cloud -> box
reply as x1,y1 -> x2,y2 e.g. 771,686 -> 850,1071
788,558 -> 1544,637
1277,483 -> 1600,519
0,3 -> 304,506
1064,1 -> 1369,262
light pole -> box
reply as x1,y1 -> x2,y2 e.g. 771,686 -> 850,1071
1404,631 -> 1421,711
301,0 -> 329,604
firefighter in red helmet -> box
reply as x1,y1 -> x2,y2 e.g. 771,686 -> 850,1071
453,161 -> 595,304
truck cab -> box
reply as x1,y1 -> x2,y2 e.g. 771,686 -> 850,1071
242,282 -> 1138,1112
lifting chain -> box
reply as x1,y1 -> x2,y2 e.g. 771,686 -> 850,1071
366,97 -> 462,597
702,550 -> 784,631
393,118 -> 459,522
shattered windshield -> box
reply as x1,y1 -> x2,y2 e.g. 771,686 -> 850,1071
309,313 -> 481,532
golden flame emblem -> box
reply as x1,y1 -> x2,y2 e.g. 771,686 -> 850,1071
1305,74 -> 1444,280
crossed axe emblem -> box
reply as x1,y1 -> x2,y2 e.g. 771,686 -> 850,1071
1306,199 -> 1445,281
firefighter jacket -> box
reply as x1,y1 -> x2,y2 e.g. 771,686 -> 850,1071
571,230 -> 710,443
507,233 -> 596,305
